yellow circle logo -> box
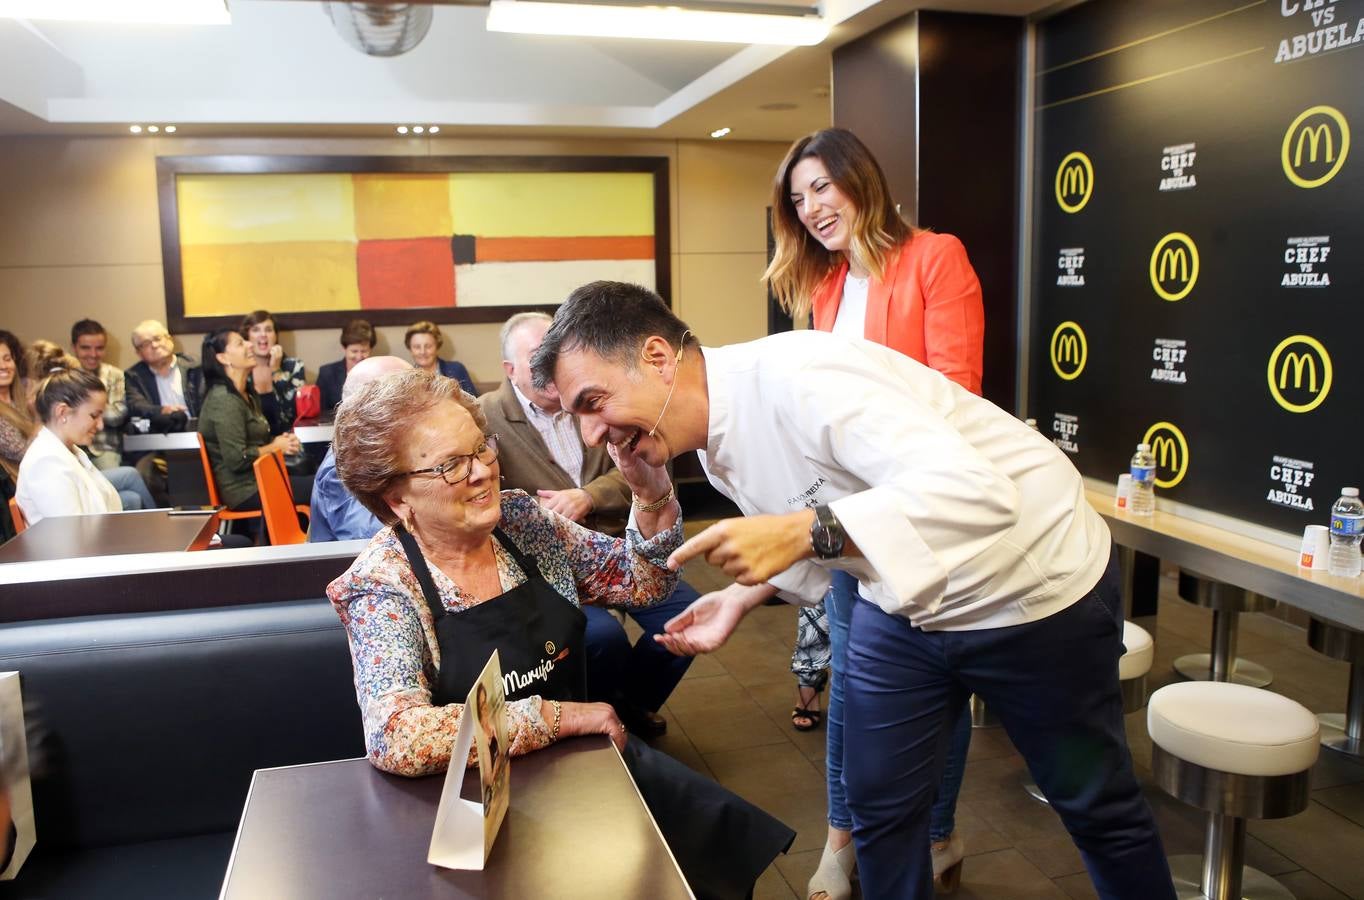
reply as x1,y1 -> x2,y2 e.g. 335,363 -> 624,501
1149,232 -> 1199,301
545,641 -> 556,655
1282,105 -> 1350,188
1142,421 -> 1189,489
1049,321 -> 1087,380
1267,335 -> 1332,413
1054,151 -> 1093,213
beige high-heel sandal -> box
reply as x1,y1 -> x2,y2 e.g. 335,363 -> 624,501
931,832 -> 965,894
807,840 -> 856,900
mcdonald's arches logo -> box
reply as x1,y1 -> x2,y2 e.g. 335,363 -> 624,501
1054,151 -> 1093,213
1149,232 -> 1199,301
1142,421 -> 1189,489
1049,321 -> 1087,380
1267,335 -> 1333,413
1282,106 -> 1350,189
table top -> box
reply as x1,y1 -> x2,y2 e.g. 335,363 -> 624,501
1087,487 -> 1364,632
0,509 -> 218,564
123,422 -> 333,453
221,739 -> 694,900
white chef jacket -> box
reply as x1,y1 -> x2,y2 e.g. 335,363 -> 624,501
697,330 -> 1110,631
16,426 -> 123,527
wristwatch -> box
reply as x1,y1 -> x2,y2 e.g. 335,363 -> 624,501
809,504 -> 846,559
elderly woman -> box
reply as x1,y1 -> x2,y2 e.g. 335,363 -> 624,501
328,370 -> 792,899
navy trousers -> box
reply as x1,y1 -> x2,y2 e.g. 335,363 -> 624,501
842,563 -> 1174,899
584,580 -> 699,713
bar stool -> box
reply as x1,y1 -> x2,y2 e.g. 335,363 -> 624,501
1172,569 -> 1275,687
1306,618 -> 1364,759
1025,621 -> 1153,804
1148,682 -> 1318,900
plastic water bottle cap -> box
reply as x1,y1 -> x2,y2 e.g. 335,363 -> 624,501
1344,487 -> 1360,497
1137,443 -> 1150,451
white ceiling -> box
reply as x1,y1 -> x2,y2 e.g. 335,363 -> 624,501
0,0 -> 1056,142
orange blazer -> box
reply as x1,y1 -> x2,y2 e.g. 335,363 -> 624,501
811,231 -> 984,396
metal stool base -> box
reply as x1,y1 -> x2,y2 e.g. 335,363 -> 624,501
1318,713 -> 1364,758
1174,653 -> 1273,688
1170,855 -> 1295,900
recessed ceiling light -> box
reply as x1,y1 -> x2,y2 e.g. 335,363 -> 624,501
0,0 -> 230,24
397,126 -> 409,134
429,126 -> 440,134
129,125 -> 143,134
487,1 -> 828,45
164,125 -> 176,133
147,125 -> 160,133
413,126 -> 425,134
710,127 -> 731,139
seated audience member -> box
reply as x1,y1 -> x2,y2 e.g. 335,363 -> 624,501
70,319 -> 129,471
241,310 -> 307,435
309,355 -> 411,542
0,330 -> 29,414
124,320 -> 205,429
0,332 -> 34,483
404,321 -> 477,396
480,312 -> 696,737
327,369 -> 793,898
16,359 -> 155,526
198,329 -> 312,519
316,318 -> 375,413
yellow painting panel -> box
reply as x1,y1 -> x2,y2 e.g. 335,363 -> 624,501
177,174 -> 356,245
449,172 -> 653,237
181,241 -> 360,317
353,173 -> 453,240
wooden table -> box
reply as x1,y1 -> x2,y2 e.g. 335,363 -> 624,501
0,509 -> 218,564
221,739 -> 694,900
1087,487 -> 1364,632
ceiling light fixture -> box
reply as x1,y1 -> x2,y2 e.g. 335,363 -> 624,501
710,127 -> 731,139
397,126 -> 409,134
413,125 -> 425,134
147,125 -> 160,133
0,0 -> 229,24
429,126 -> 440,134
486,0 -> 828,46
164,125 -> 177,133
129,125 -> 143,134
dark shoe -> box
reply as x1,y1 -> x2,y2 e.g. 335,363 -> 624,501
621,706 -> 668,739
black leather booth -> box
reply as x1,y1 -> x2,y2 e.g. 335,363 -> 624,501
0,599 -> 364,899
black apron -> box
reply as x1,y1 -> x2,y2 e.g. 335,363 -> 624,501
397,525 -> 795,900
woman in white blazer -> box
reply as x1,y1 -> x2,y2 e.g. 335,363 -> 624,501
16,362 -> 143,526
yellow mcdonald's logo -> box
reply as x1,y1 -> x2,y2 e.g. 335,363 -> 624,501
1054,151 -> 1093,213
1049,321 -> 1087,380
1148,233 -> 1199,301
1282,105 -> 1350,189
1267,335 -> 1333,413
1142,421 -> 1188,488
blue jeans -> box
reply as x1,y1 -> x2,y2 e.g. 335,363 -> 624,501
825,572 -> 970,839
101,466 -> 155,512
584,580 -> 699,712
842,560 -> 1173,899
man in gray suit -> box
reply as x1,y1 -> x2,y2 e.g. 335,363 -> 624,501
479,312 -> 696,738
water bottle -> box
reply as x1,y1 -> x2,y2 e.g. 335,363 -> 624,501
1328,487 -> 1364,577
1129,443 -> 1156,516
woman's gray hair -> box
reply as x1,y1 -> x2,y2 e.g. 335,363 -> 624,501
333,369 -> 486,525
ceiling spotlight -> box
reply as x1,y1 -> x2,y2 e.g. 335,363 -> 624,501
148,125 -> 160,133
129,125 -> 143,134
413,126 -> 425,134
397,126 -> 409,134
710,127 -> 731,139
165,125 -> 177,133
429,125 -> 440,134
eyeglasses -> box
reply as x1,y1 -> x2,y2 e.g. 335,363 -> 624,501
401,434 -> 500,485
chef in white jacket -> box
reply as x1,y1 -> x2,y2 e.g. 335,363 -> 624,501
532,280 -> 1174,900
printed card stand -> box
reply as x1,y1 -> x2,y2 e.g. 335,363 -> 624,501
0,672 -> 35,880
427,650 -> 511,871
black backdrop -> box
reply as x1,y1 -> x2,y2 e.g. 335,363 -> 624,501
1029,0 -> 1363,534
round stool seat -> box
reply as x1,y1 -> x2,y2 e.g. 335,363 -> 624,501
1148,682 -> 1318,777
1119,621 -> 1154,681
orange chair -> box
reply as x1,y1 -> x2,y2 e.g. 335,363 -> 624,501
196,433 -> 263,527
8,498 -> 26,533
252,450 -> 310,545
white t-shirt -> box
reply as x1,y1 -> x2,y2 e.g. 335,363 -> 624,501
696,331 -> 1110,632
830,271 -> 870,339
154,365 -> 186,409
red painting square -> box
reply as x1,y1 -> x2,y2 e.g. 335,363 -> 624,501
356,237 -> 456,310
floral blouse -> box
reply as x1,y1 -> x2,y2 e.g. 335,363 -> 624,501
259,356 -> 305,435
327,490 -> 682,777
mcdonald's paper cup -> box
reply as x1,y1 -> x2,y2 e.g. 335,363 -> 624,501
1116,474 -> 1132,511
1300,524 -> 1330,570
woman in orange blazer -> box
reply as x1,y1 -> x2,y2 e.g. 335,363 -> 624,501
765,127 -> 984,900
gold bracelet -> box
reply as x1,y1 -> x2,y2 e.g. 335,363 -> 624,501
549,700 -> 562,742
632,485 -> 675,513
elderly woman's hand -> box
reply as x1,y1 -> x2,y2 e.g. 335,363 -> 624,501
605,435 -> 671,507
550,700 -> 629,751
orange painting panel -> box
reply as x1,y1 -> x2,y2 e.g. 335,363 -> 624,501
475,235 -> 655,262
356,237 -> 456,310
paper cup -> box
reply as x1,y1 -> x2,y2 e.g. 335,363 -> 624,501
1115,473 -> 1132,511
1300,524 -> 1330,570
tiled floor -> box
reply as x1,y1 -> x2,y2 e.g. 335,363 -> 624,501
645,537 -> 1364,899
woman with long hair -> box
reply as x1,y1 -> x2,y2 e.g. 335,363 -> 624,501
765,127 -> 984,899
0,331 -> 34,484
198,329 -> 311,519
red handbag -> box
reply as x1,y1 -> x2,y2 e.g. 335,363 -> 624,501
293,384 -> 321,423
